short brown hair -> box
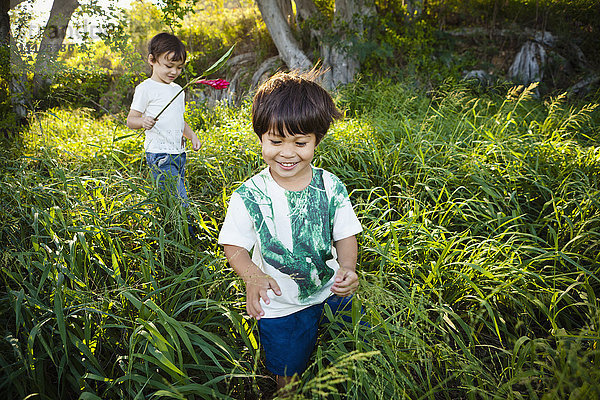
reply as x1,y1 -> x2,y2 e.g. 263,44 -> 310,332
148,33 -> 186,63
252,71 -> 342,144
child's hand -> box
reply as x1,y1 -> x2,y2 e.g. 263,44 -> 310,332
331,267 -> 358,297
182,123 -> 201,151
191,136 -> 201,151
141,116 -> 156,130
245,273 -> 281,320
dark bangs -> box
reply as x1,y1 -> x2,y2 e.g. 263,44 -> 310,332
148,33 -> 187,63
252,72 -> 342,143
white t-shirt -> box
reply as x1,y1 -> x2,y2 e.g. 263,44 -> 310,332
130,78 -> 186,154
218,166 -> 363,318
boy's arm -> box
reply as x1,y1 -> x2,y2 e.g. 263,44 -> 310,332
127,109 -> 156,130
223,244 -> 281,320
331,235 -> 359,297
182,122 -> 201,151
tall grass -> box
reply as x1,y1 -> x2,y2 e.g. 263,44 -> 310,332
1,81 -> 599,399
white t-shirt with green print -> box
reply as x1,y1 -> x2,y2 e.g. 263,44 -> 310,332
218,166 -> 363,318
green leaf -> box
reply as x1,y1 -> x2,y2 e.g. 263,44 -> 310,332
54,276 -> 68,357
136,346 -> 186,377
122,290 -> 143,309
111,152 -> 127,170
82,373 -> 113,383
14,289 -> 24,336
201,45 -> 235,77
79,392 -> 104,400
113,132 -> 141,142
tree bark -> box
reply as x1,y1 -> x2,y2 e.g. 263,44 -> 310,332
1,0 -> 9,44
10,33 -> 29,120
255,0 -> 312,71
257,0 -> 374,88
33,0 -> 79,96
320,0 -> 374,89
276,0 -> 294,26
1,0 -> 14,136
294,0 -> 318,25
2,0 -> 33,134
251,55 -> 282,87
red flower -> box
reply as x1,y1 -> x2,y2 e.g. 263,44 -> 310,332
195,78 -> 230,90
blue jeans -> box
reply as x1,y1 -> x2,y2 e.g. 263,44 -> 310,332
257,295 -> 357,377
145,152 -> 188,204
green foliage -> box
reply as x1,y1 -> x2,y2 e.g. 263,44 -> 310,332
51,0 -> 273,113
13,0 -> 598,125
313,0 -> 335,19
36,70 -> 109,110
425,0 -> 600,67
30,38 -> 147,114
178,0 -> 271,77
1,78 -> 599,398
0,43 -> 17,136
125,0 -> 166,57
122,0 -> 271,78
25,108 -> 140,171
0,110 -> 259,398
311,1 -> 456,84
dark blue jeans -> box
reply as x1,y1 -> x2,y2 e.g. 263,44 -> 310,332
257,295 -> 356,376
146,152 -> 188,205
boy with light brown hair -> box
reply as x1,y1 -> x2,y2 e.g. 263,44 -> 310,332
127,32 -> 200,203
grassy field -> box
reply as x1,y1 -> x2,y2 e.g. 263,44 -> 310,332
1,80 -> 599,399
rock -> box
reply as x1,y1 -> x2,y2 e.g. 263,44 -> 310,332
568,74 -> 600,97
462,69 -> 494,87
526,28 -> 555,47
251,56 -> 283,88
508,41 -> 546,86
226,53 -> 255,68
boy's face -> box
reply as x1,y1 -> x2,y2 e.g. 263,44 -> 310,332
261,129 -> 317,191
149,52 -> 184,84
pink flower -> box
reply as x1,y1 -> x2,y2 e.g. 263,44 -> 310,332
195,78 -> 230,90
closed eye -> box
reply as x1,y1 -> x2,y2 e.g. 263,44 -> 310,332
270,140 -> 282,145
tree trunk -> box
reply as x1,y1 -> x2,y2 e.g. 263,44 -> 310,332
276,0 -> 294,26
294,0 -> 318,26
1,0 -> 8,44
320,0 -> 374,89
2,0 -> 32,135
256,0 -> 375,88
1,0 -> 13,136
251,55 -> 282,88
10,33 -> 29,120
33,0 -> 79,96
255,0 -> 312,71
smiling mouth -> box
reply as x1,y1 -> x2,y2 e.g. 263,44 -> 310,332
278,161 -> 298,168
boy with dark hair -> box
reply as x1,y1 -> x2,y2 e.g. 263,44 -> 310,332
127,32 -> 200,203
218,71 -> 362,390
